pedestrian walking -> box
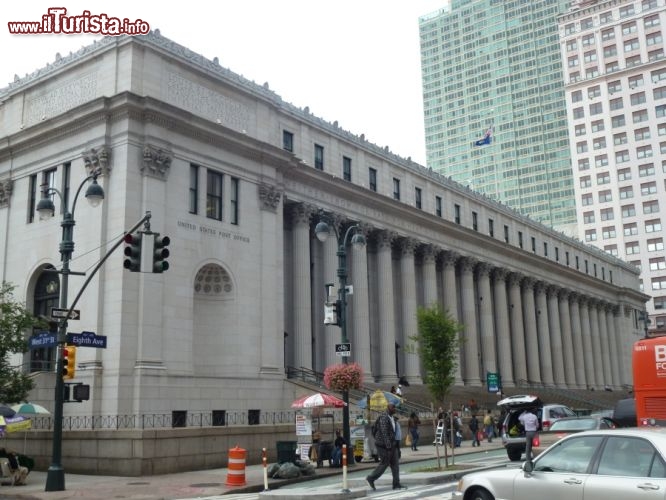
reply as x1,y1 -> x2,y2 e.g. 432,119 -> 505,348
407,412 -> 420,451
519,409 -> 539,462
469,414 -> 480,447
366,403 -> 406,491
483,410 -> 494,443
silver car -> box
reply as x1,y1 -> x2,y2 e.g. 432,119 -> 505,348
453,428 -> 666,500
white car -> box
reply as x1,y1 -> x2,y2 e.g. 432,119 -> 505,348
453,428 -> 666,500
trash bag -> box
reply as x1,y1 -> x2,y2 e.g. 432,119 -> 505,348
276,462 -> 302,479
267,463 -> 281,478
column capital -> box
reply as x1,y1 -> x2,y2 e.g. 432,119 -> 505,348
460,256 -> 477,273
547,284 -> 560,297
440,250 -> 459,268
493,267 -> 509,282
373,229 -> 397,250
508,272 -> 524,287
399,236 -> 419,256
289,203 -> 315,226
534,281 -> 547,295
475,261 -> 492,278
558,288 -> 571,301
420,244 -> 439,265
521,276 -> 536,290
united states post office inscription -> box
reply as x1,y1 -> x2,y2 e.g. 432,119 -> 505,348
177,220 -> 250,243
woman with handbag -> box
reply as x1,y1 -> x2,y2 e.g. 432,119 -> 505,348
407,412 -> 420,451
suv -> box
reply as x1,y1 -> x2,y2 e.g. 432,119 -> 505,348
498,394 -> 576,461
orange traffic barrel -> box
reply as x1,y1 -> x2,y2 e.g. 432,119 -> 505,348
225,445 -> 247,486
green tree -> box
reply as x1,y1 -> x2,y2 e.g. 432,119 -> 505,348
0,282 -> 42,403
412,305 -> 463,404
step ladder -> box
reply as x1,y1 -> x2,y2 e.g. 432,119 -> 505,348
434,419 -> 445,445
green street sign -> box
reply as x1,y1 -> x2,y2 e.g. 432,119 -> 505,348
486,372 -> 500,393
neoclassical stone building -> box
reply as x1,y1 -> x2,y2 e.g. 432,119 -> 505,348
0,31 -> 648,423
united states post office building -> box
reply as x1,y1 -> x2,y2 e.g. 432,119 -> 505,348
0,32 -> 647,473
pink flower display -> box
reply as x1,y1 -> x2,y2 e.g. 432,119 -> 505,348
323,362 -> 363,392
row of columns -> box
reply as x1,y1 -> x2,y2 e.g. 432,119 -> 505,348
288,204 -> 631,389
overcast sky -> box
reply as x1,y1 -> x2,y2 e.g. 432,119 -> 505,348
2,1 -> 449,166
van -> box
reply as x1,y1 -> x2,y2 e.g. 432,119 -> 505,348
498,394 -> 576,461
612,398 -> 636,428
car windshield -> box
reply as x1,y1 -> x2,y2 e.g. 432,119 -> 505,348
550,418 -> 597,431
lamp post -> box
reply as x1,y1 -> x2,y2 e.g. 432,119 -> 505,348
315,218 -> 366,465
37,170 -> 104,492
639,310 -> 651,339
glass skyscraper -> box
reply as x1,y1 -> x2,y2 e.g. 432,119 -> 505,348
420,0 -> 577,232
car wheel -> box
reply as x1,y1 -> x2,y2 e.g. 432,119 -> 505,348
507,449 -> 522,461
468,487 -> 495,500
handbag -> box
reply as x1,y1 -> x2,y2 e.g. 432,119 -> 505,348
405,433 -> 413,446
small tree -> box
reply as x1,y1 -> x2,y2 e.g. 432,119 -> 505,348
412,305 -> 462,404
0,282 -> 43,403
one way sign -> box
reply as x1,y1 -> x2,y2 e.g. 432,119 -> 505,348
51,307 -> 81,320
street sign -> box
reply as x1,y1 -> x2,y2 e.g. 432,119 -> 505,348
51,307 -> 81,320
486,372 -> 501,393
335,343 -> 351,357
66,331 -> 107,348
29,331 -> 58,349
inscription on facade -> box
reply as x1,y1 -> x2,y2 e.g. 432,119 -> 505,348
25,73 -> 97,126
166,73 -> 250,132
177,220 -> 250,243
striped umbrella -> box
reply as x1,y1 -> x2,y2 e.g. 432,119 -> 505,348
11,403 -> 51,415
291,393 -> 347,408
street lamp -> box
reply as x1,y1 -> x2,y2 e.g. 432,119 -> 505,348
315,218 -> 366,465
639,310 -> 651,339
37,169 -> 104,492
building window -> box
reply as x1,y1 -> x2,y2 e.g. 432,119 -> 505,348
368,168 -> 377,192
609,98 -> 623,111
436,196 -> 442,217
454,204 -> 461,224
635,127 -> 650,141
415,187 -> 422,209
582,194 -> 594,206
576,255 -> 580,270
585,260 -> 589,274
618,168 -> 632,181
645,14 -> 660,28
633,110 -> 648,123
605,245 -> 618,256
544,242 -> 548,256
619,186 -> 634,199
584,211 -> 595,224
653,277 -> 666,290
650,258 -> 666,271
503,225 -> 509,243
593,137 -> 606,150
648,238 -> 664,252
644,200 -> 660,214
27,174 -> 37,223
622,204 -> 636,217
624,222 -> 638,236
639,163 -> 655,177
611,115 -> 625,127
393,178 -> 400,200
620,5 -> 635,17
600,207 -> 614,220
342,156 -> 352,181
61,162 -> 71,215
314,144 -> 324,170
206,170 -> 223,221
613,132 -> 627,145
518,231 -> 523,249
230,177 -> 239,225
626,241 -> 640,255
595,154 -> 608,167
578,159 -> 590,171
586,229 -> 597,242
488,219 -> 494,237
624,39 -> 640,52
589,102 -> 602,115
622,22 -> 637,35
472,211 -> 478,231
531,236 -> 536,253
601,28 -> 615,41
189,164 -> 199,214
646,219 -> 662,232
599,190 -> 612,203
615,150 -> 630,163
555,247 -> 559,262
641,181 -> 657,195
282,130 -> 294,152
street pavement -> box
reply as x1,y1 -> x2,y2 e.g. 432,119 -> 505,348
3,439 -> 506,500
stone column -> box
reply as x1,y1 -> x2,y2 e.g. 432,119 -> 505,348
322,216 -> 343,368
534,282 -> 554,386
569,293 -> 587,389
399,237 -> 421,383
580,297 -> 595,389
547,286 -> 565,388
477,262 -> 496,375
422,245 -> 438,307
508,273 -> 527,384
460,257 -> 481,385
442,251 -> 463,384
376,230 -> 397,382
351,223 -> 372,380
558,290 -> 577,388
291,204 -> 313,370
522,277 -> 541,383
493,268 -> 514,387
597,302 -> 613,388
605,304 -> 619,388
588,300 -> 602,389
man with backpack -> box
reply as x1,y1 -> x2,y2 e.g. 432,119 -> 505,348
366,403 -> 406,491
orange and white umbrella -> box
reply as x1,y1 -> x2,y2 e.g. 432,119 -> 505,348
291,393 -> 347,408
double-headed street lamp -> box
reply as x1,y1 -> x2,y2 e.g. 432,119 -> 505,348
37,170 -> 104,492
315,217 -> 366,465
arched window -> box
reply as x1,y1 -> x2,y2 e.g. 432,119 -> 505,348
30,268 -> 59,372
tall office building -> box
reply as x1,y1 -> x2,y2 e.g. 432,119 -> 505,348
419,0 -> 577,234
559,0 -> 666,334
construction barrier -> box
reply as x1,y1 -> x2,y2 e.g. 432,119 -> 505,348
225,445 -> 247,487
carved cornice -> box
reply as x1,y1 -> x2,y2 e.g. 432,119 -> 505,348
82,145 -> 111,176
258,183 -> 282,212
141,144 -> 172,179
0,179 -> 13,208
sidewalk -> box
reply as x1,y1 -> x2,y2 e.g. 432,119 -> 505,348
6,439 -> 505,500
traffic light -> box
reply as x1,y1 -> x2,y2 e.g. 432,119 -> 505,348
62,345 -> 77,379
123,233 -> 143,272
152,234 -> 170,273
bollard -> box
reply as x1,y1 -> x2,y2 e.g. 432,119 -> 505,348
341,444 -> 350,493
225,445 -> 247,487
262,447 -> 269,491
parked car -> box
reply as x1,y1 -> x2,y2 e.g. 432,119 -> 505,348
498,394 -> 576,461
612,397 -> 636,427
453,428 -> 666,500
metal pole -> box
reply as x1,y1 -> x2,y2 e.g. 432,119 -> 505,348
45,211 -> 74,491
337,238 -> 352,465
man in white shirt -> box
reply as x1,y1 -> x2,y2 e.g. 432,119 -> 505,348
518,410 -> 539,462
